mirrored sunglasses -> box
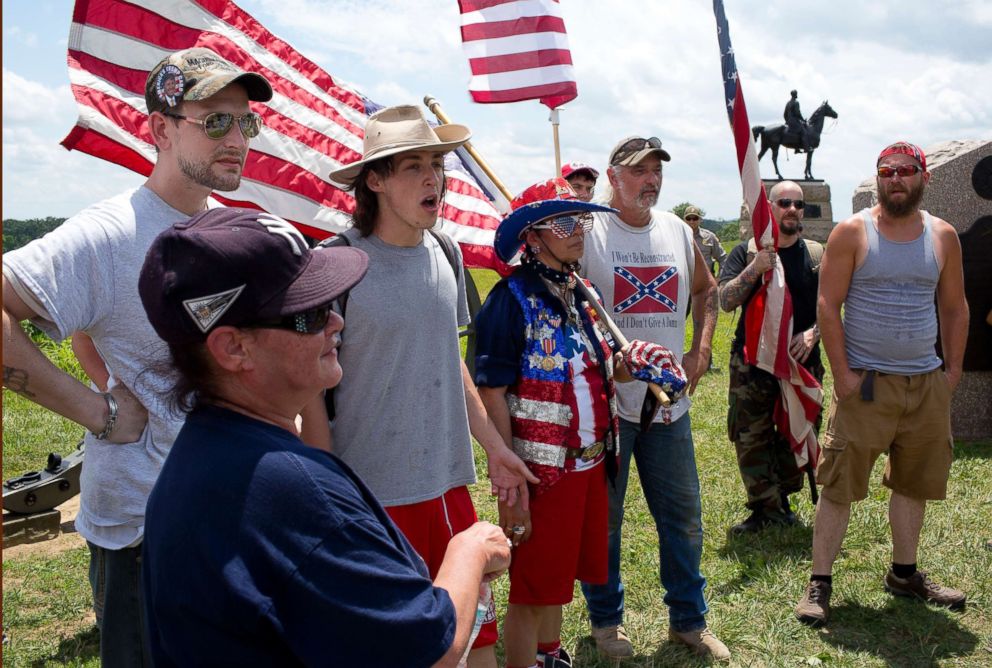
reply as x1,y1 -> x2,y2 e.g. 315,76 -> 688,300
774,198 -> 805,210
163,111 -> 263,140
610,136 -> 662,165
532,213 -> 594,238
245,301 -> 340,335
877,165 -> 922,179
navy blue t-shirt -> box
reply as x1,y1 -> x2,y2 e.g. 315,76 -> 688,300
143,405 -> 455,667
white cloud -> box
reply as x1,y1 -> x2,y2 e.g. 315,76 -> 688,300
2,69 -> 74,125
3,26 -> 38,48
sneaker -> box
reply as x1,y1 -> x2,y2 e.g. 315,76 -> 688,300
539,647 -> 572,668
884,570 -> 966,610
795,580 -> 832,626
590,624 -> 634,659
668,627 -> 731,662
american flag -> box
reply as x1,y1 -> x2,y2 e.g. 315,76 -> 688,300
61,0 -> 508,272
713,0 -> 823,475
458,0 -> 577,109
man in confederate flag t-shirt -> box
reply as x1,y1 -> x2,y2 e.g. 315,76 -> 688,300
579,136 -> 729,661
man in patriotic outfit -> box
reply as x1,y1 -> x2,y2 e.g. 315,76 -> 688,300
580,137 -> 728,661
719,180 -> 824,534
2,48 -> 271,666
475,178 -> 686,668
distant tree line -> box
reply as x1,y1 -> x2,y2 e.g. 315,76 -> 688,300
3,217 -> 67,253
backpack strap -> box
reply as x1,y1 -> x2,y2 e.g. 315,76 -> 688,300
317,233 -> 354,316
428,229 -> 460,277
804,239 -> 824,273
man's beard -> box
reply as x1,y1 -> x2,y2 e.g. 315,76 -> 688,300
617,180 -> 659,209
879,179 -> 925,218
179,153 -> 243,192
778,216 -> 801,236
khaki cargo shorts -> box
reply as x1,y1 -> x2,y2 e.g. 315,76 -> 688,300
816,369 -> 953,503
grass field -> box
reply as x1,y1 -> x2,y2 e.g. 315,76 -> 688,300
2,266 -> 990,667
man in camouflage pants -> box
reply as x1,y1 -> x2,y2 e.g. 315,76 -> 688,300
718,181 -> 824,534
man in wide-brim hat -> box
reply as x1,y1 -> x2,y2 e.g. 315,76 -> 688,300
476,178 -> 686,668
318,104 -> 537,666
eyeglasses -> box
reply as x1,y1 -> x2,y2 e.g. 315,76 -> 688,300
610,136 -> 662,165
877,165 -> 922,179
163,111 -> 263,140
532,213 -> 594,238
774,198 -> 805,210
684,215 -> 701,222
245,302 -> 338,335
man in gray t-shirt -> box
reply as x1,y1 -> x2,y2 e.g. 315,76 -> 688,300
325,105 -> 535,665
3,48 -> 271,666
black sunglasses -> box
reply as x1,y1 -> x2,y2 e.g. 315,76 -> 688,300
684,215 -> 701,222
774,198 -> 805,210
245,302 -> 340,335
610,136 -> 662,165
163,111 -> 263,140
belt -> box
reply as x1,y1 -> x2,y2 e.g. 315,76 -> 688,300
564,440 -> 606,462
850,369 -> 889,401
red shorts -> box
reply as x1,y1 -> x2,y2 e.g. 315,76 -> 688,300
386,486 -> 498,648
508,463 -> 608,606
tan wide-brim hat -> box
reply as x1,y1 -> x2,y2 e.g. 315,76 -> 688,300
329,105 -> 471,185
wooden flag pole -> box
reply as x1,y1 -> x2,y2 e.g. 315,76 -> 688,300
550,108 -> 562,177
423,95 -> 670,408
424,95 -> 513,202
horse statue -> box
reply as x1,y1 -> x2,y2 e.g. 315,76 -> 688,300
752,101 -> 838,180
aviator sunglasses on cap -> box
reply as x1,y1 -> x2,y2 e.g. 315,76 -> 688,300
531,213 -> 594,238
163,111 -> 263,140
610,136 -> 663,165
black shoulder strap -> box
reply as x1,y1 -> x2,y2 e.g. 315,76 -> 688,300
428,229 -> 459,277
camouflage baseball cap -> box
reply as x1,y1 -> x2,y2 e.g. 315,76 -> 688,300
144,47 -> 272,115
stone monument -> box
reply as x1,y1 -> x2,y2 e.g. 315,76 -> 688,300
853,139 -> 992,441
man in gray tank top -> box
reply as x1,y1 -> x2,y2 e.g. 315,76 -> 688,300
795,142 -> 970,627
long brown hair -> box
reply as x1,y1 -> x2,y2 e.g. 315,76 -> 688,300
347,154 -> 449,237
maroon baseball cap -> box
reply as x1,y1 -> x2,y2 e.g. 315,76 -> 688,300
877,141 -> 927,171
561,162 -> 600,180
139,208 -> 368,344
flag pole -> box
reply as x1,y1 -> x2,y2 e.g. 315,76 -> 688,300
549,108 -> 562,177
424,95 -> 513,202
423,95 -> 671,408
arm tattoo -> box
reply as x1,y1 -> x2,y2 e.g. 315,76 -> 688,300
4,365 -> 36,398
719,264 -> 760,312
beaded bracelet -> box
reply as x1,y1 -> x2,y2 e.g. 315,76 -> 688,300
93,392 -> 119,440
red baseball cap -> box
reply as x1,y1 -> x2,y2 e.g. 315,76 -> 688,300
877,141 -> 927,171
561,162 -> 600,180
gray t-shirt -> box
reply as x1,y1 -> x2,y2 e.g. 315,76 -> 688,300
330,229 -> 476,506
3,187 -> 188,549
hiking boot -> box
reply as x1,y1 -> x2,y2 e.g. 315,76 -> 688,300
884,570 -> 966,610
590,624 -> 633,659
668,627 -> 731,662
795,580 -> 832,627
729,508 -> 791,534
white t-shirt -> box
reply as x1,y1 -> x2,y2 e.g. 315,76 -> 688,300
581,210 -> 695,424
3,187 -> 189,549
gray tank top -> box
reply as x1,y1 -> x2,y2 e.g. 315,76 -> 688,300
844,209 -> 942,374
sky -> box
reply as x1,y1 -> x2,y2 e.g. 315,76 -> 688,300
3,0 -> 991,223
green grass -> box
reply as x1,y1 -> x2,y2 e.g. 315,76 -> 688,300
4,282 -> 991,667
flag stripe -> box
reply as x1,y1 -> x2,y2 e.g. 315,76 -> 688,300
467,81 -> 577,105
64,0 -> 507,272
467,49 -> 572,75
461,15 -> 565,41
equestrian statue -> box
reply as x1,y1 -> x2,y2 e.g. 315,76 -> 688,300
752,93 -> 838,180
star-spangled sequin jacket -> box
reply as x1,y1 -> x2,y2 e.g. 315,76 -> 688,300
505,273 -> 620,494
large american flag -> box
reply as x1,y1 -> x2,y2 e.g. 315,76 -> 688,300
713,0 -> 823,475
458,0 -> 577,109
61,0 -> 507,272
